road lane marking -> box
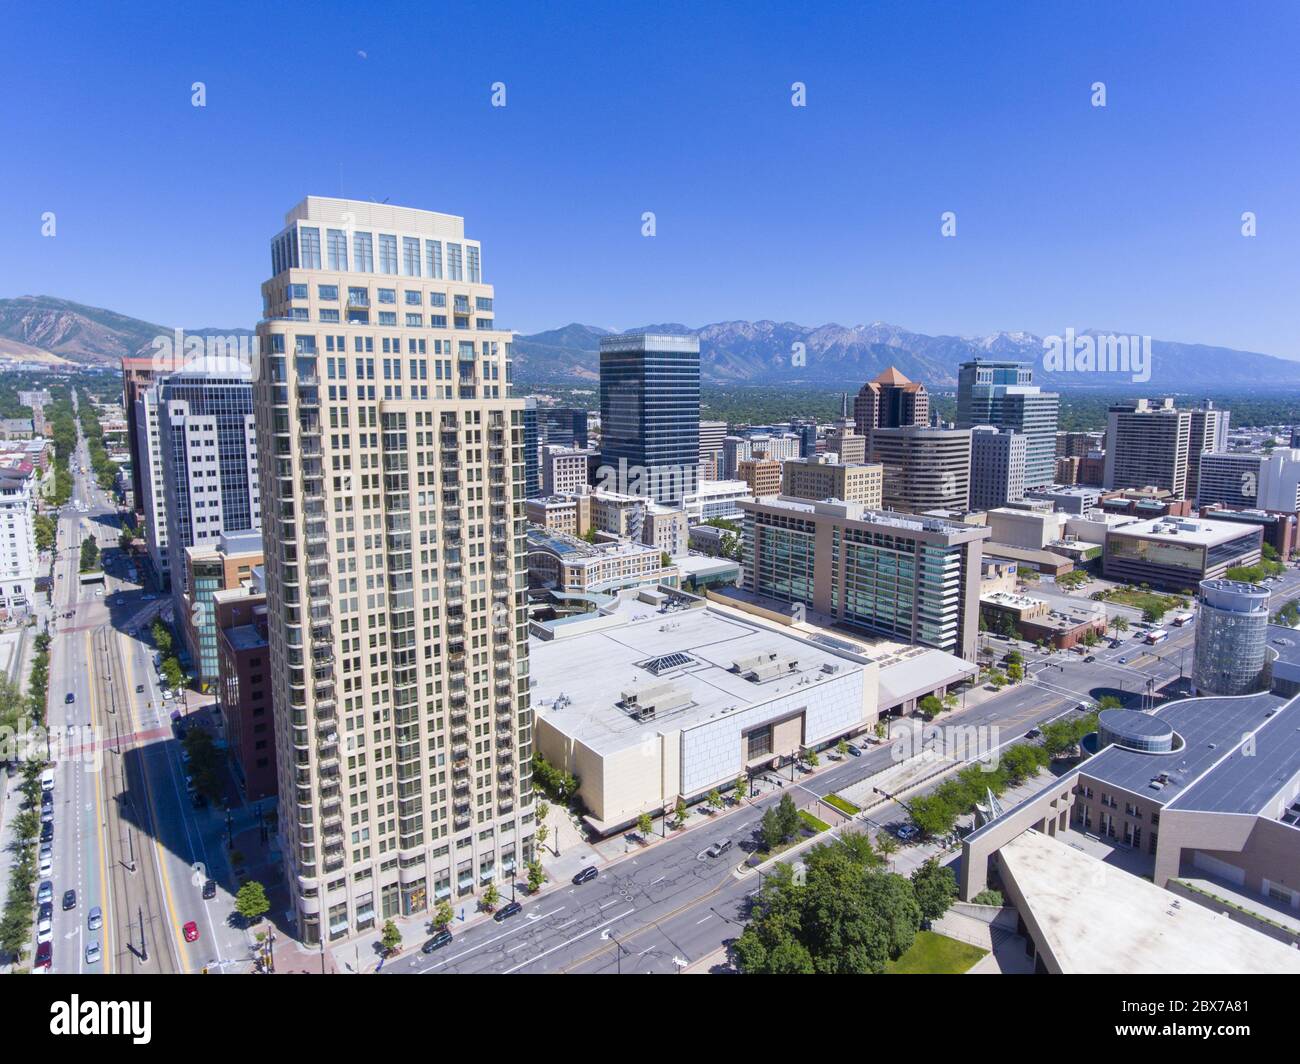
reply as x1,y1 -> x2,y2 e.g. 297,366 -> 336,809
418,905 -> 569,972
501,907 -> 635,974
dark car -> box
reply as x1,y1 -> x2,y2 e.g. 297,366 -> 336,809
62,889 -> 76,911
845,743 -> 863,757
1025,728 -> 1041,740
192,792 -> 208,809
136,684 -> 145,694
202,879 -> 216,900
572,866 -> 599,885
421,929 -> 454,953
64,693 -> 75,704
1083,654 -> 1096,663
39,901 -> 53,921
34,941 -> 53,969
493,901 -> 523,923
40,822 -> 53,843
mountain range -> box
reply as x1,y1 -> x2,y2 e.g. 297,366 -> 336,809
2,295 -> 1295,391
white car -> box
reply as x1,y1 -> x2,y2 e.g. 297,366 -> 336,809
37,911 -> 52,933
37,925 -> 54,944
85,941 -> 102,965
39,856 -> 53,878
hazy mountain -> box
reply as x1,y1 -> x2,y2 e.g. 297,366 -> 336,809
513,320 -> 1300,390
3,296 -> 1294,391
0,295 -> 254,366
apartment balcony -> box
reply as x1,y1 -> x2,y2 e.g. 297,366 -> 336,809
315,717 -> 336,738
452,742 -> 469,761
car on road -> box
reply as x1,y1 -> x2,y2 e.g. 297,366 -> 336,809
40,822 -> 53,843
85,941 -> 102,965
1118,656 -> 1128,664
37,881 -> 52,905
40,805 -> 53,824
62,889 -> 76,911
87,906 -> 103,931
34,941 -> 52,970
1024,728 -> 1041,740
136,684 -> 145,694
64,693 -> 75,704
37,922 -> 54,943
1083,654 -> 1096,663
39,855 -> 53,878
38,903 -> 52,931
201,879 -> 216,900
845,743 -> 863,757
40,769 -> 55,791
492,901 -> 523,923
705,839 -> 733,858
39,843 -> 52,862
572,866 -> 599,885
421,929 -> 454,953
893,824 -> 919,842
182,920 -> 200,942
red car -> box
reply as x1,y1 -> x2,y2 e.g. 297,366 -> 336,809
183,921 -> 199,942
35,941 -> 53,969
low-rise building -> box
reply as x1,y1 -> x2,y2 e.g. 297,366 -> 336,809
531,591 -> 879,834
979,589 -> 1107,649
525,527 -> 676,595
737,457 -> 782,498
524,494 -> 591,538
1102,515 -> 1263,591
682,479 -> 753,522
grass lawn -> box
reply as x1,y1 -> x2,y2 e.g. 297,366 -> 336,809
824,794 -> 860,816
1104,588 -> 1181,614
885,931 -> 988,974
798,809 -> 831,833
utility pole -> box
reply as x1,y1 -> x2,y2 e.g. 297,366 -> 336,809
139,906 -> 148,962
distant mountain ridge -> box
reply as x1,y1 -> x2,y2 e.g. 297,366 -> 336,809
514,320 -> 1300,390
1,295 -> 1294,391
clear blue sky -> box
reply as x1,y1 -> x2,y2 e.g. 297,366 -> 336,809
3,0 -> 1299,357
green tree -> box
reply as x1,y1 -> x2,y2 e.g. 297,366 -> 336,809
380,919 -> 402,955
151,620 -> 173,655
235,880 -> 270,924
673,795 -> 688,826
636,812 -> 653,837
907,794 -> 957,838
433,899 -> 454,929
79,538 -> 99,572
526,859 -> 546,893
33,514 -> 55,552
480,882 -> 500,911
918,694 -> 944,718
910,858 -> 958,921
706,788 -> 723,812
1006,661 -> 1024,683
534,823 -> 549,850
804,748 -> 819,768
836,739 -> 849,758
733,775 -> 747,802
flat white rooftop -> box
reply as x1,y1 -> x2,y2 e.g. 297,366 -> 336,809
1108,516 -> 1259,547
530,597 -> 866,756
1000,829 -> 1300,974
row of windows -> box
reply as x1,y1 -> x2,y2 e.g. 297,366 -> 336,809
275,226 -> 481,283
285,283 -> 491,312
282,307 -> 494,330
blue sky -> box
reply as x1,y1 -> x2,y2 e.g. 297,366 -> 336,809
3,0 -> 1299,358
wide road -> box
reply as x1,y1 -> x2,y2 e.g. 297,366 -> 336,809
40,406 -> 250,973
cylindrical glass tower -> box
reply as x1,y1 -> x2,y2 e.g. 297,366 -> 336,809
1192,579 -> 1270,695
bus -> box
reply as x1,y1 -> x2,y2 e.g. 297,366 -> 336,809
1145,628 -> 1169,645
1171,612 -> 1194,627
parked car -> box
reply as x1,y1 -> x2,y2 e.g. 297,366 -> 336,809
845,743 -> 863,757
39,855 -> 53,878
87,906 -> 103,931
422,929 -> 454,953
182,920 -> 199,942
40,822 -> 53,843
893,824 -> 919,842
40,769 -> 55,791
492,901 -> 523,923
705,839 -> 733,858
62,889 -> 76,911
571,866 -> 599,885
37,881 -> 52,905
34,941 -> 52,970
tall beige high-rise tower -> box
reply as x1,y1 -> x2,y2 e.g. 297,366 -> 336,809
255,197 -> 533,946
